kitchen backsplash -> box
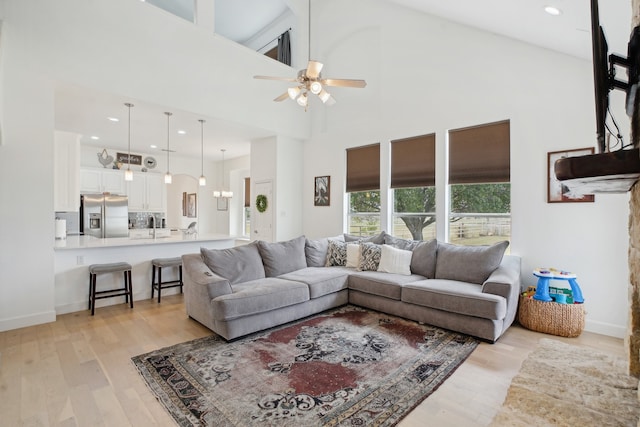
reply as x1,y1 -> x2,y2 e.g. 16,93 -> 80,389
129,212 -> 165,229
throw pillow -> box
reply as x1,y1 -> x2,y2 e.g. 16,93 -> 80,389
346,243 -> 362,268
257,235 -> 307,277
325,239 -> 347,266
435,240 -> 509,284
201,242 -> 266,284
377,244 -> 413,275
305,238 -> 329,267
344,231 -> 386,244
359,242 -> 382,271
410,239 -> 438,278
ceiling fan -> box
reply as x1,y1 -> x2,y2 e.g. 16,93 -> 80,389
253,0 -> 366,110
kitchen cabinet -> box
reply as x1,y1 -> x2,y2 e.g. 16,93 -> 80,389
54,132 -> 80,211
80,168 -> 126,194
126,172 -> 166,212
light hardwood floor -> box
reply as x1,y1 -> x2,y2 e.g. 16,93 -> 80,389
0,296 -> 626,426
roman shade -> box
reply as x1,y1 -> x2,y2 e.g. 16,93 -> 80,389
391,134 -> 436,188
346,143 -> 380,192
449,120 -> 510,184
244,177 -> 250,208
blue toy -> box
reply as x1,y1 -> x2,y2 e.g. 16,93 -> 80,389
532,268 -> 584,304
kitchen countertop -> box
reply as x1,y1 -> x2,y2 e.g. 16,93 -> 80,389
54,232 -> 237,250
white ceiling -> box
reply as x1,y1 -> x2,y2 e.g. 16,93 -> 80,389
54,0 -> 632,161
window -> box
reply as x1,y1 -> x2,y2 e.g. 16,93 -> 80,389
448,120 -> 510,246
243,177 -> 251,237
391,134 -> 436,241
346,144 -> 381,236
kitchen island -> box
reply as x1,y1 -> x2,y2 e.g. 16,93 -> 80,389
54,232 -> 237,315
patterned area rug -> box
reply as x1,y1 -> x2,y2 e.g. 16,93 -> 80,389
132,305 -> 478,426
491,338 -> 640,426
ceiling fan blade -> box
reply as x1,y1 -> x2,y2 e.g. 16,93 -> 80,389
321,78 -> 367,88
274,92 -> 290,102
254,75 -> 298,82
306,60 -> 324,79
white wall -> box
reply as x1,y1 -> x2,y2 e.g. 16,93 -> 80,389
302,0 -> 631,338
0,0 -> 306,332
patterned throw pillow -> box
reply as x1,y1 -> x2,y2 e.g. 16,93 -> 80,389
359,242 -> 382,271
325,239 -> 347,266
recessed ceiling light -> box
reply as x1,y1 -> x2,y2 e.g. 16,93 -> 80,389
90,136 -> 99,140
108,117 -> 119,122
177,130 -> 186,135
544,6 -> 562,16
150,144 -> 157,149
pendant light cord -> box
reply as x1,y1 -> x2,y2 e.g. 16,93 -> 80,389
200,120 -> 204,175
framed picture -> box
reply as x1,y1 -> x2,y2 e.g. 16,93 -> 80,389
217,197 -> 228,211
314,176 -> 330,206
547,148 -> 595,203
182,192 -> 187,216
187,193 -> 197,217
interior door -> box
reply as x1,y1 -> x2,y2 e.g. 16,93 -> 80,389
253,180 -> 273,242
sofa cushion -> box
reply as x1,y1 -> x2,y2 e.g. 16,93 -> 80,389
201,242 -> 265,285
359,242 -> 382,271
435,241 -> 509,284
258,236 -> 307,277
377,245 -> 412,275
305,238 -> 329,267
212,277 -> 310,321
279,266 -> 351,299
402,279 -> 507,320
326,239 -> 347,266
344,231 -> 386,244
348,271 -> 426,300
410,239 -> 438,278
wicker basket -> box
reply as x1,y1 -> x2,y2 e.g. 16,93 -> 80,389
518,296 -> 585,337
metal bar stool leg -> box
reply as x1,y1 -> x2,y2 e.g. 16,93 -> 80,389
128,270 -> 134,308
151,265 -> 156,300
157,267 -> 162,303
179,265 -> 183,294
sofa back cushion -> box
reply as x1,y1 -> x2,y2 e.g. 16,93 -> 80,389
344,231 -> 386,244
201,242 -> 265,284
258,235 -> 308,277
435,241 -> 509,284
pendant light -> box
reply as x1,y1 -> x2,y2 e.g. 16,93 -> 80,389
163,112 -> 173,184
198,119 -> 206,186
213,149 -> 233,198
124,102 -> 134,181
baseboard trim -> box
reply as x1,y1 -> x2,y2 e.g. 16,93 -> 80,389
0,310 -> 56,332
584,319 -> 626,339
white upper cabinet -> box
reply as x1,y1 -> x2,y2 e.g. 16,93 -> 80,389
126,172 -> 166,212
80,167 -> 126,195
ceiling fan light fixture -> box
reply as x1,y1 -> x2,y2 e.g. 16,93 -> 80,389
310,81 -> 322,94
297,93 -> 308,107
288,86 -> 301,100
318,89 -> 331,103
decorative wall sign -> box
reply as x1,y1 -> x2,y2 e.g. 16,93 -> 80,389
547,148 -> 595,203
314,176 -> 330,206
187,193 -> 197,218
117,152 -> 142,165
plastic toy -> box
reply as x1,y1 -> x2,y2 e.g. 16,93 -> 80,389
532,268 -> 584,304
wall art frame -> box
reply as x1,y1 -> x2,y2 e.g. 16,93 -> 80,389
314,175 -> 330,206
547,147 -> 595,203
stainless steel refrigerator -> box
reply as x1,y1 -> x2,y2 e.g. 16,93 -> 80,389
80,194 -> 129,238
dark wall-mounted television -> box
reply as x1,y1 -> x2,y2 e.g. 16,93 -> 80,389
591,0 -> 609,153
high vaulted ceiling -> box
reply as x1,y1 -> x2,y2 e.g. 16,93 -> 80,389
55,0 -> 631,161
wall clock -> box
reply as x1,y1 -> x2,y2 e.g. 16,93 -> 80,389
144,156 -> 157,169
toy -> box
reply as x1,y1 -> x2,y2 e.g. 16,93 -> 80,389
532,268 -> 584,304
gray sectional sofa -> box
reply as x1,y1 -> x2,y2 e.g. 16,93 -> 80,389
181,233 -> 521,343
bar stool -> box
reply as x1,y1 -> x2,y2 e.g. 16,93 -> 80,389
88,262 -> 133,315
151,257 -> 183,303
